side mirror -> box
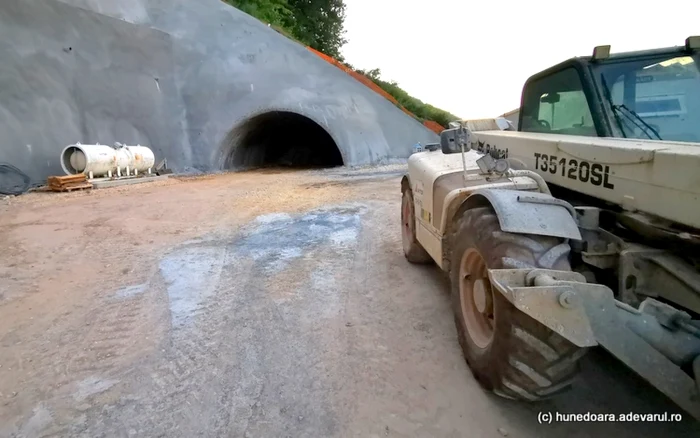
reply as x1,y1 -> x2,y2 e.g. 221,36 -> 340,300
440,127 -> 468,154
541,92 -> 560,104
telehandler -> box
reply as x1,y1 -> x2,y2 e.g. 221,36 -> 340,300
401,37 -> 700,419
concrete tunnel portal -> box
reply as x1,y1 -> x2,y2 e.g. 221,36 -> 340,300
221,111 -> 344,170
1,0 -> 440,183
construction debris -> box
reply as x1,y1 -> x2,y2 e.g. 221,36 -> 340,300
47,174 -> 93,192
0,162 -> 31,195
155,158 -> 173,176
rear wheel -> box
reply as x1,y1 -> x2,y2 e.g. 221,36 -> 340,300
401,188 -> 432,264
450,206 -> 587,401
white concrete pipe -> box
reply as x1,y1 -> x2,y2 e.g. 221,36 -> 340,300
60,143 -> 156,177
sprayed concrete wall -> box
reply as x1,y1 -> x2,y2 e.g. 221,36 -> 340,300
0,0 -> 438,183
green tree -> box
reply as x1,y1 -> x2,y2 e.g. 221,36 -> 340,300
225,0 -> 293,28
365,68 -> 381,81
368,73 -> 459,127
286,0 -> 347,60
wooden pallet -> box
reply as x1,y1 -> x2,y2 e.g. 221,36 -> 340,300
47,174 -> 93,192
49,182 -> 93,192
48,174 -> 85,184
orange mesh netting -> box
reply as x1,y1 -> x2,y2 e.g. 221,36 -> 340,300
307,47 -> 400,105
423,120 -> 445,134
307,46 -> 446,133
268,27 -> 449,135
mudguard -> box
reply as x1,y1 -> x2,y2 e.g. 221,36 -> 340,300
467,189 -> 581,240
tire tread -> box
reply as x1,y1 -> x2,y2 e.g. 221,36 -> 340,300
449,206 -> 586,401
402,188 -> 432,264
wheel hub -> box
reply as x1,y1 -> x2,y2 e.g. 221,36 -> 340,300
473,279 -> 488,313
459,249 -> 495,349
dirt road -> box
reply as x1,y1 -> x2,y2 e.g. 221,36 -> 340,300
1,167 -> 697,437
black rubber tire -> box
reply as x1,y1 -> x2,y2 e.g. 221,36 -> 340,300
401,188 -> 432,264
450,206 -> 587,401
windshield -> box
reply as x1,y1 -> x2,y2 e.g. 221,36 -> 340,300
594,54 -> 700,142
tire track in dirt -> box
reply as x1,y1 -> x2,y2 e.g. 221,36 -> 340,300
0,170 -> 364,437
59,252 -> 161,382
1,254 -> 167,437
65,204 -> 366,437
0,241 -> 170,436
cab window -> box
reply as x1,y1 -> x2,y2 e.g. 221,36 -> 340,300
597,55 -> 700,142
521,68 -> 597,137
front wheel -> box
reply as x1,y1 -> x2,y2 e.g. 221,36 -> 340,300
450,206 -> 587,401
401,188 -> 432,264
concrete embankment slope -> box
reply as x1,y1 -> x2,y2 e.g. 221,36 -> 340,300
0,0 -> 437,183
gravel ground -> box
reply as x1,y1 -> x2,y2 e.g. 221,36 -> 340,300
0,167 -> 698,437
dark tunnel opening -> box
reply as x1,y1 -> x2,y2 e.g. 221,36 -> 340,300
220,111 -> 344,170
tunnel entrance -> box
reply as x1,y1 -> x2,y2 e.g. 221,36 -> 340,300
220,111 -> 343,170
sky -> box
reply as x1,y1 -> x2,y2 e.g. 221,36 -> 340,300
341,0 -> 699,119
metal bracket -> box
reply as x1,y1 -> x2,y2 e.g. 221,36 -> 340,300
487,268 -> 700,421
488,269 -> 596,347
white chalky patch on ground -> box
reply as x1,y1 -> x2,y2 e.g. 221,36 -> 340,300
160,246 -> 225,328
256,213 -> 292,224
113,283 -> 147,300
73,376 -> 119,402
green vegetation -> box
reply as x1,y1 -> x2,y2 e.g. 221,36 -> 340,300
225,0 -> 347,60
224,0 -> 459,127
357,68 -> 459,127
